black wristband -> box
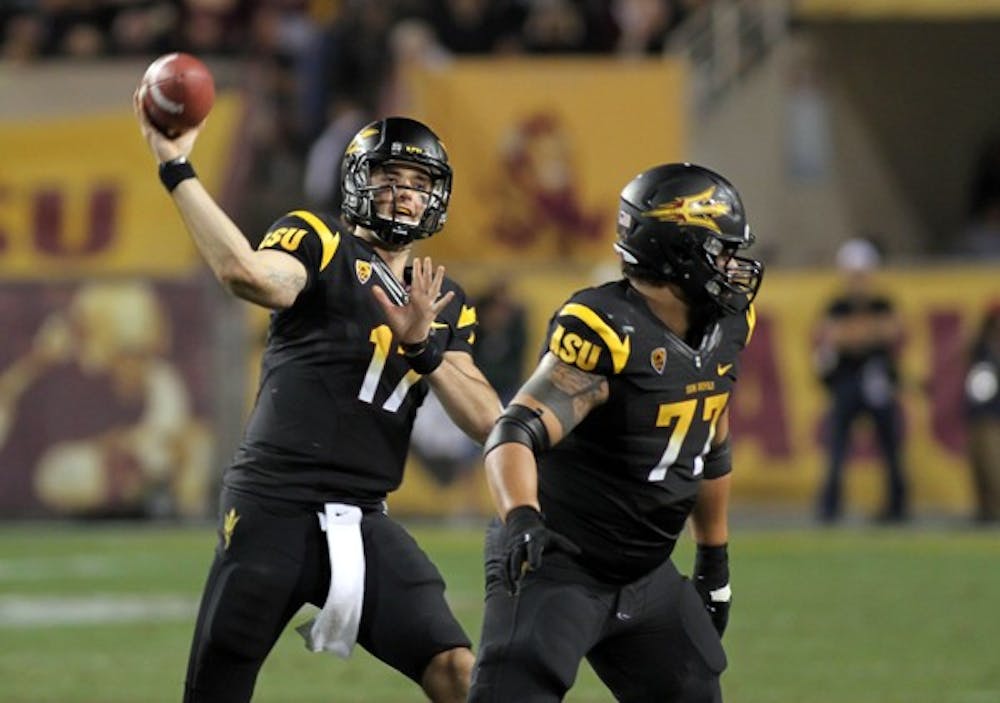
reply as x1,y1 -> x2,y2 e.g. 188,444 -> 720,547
158,156 -> 196,192
694,543 -> 730,587
401,337 -> 444,375
504,505 -> 543,530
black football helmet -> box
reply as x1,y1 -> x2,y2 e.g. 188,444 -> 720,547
614,163 -> 763,314
341,116 -> 452,247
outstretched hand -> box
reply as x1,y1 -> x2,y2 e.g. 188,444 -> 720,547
132,86 -> 203,164
371,256 -> 455,345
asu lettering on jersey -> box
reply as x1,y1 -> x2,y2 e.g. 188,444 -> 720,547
258,209 -> 341,272
537,280 -> 753,583
228,209 -> 477,507
547,302 -> 631,374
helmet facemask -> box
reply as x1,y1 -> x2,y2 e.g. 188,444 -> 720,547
343,155 -> 451,247
695,233 -> 764,314
615,228 -> 762,314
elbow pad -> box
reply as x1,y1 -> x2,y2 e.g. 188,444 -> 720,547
483,404 -> 550,457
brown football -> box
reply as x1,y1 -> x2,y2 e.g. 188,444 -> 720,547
140,52 -> 215,138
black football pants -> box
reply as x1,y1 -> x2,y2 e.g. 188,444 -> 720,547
469,521 -> 726,703
182,488 -> 470,702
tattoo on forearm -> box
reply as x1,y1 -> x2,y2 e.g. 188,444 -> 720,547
522,362 -> 607,432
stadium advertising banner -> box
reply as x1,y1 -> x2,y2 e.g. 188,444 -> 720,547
0,279 -> 216,519
390,267 -> 998,519
0,94 -> 241,278
406,58 -> 687,265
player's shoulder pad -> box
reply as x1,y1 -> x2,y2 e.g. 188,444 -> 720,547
257,209 -> 342,272
548,286 -> 632,375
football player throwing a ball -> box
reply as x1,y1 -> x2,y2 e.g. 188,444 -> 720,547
134,95 -> 500,703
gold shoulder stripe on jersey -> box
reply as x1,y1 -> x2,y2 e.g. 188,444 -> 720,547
290,209 -> 340,271
457,305 -> 477,328
745,303 -> 757,346
431,321 -> 450,329
558,303 -> 630,373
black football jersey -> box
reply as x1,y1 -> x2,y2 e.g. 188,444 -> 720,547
225,210 -> 477,506
537,280 -> 755,583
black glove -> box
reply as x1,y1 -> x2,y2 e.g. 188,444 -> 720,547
501,505 -> 580,595
693,543 -> 731,637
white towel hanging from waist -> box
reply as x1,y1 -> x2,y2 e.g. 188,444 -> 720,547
296,502 -> 365,658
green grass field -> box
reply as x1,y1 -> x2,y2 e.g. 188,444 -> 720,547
1,520 -> 998,703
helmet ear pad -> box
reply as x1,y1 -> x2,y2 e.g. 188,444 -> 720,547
617,215 -> 717,297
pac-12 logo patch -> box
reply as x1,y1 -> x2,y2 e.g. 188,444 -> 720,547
355,260 -> 372,284
650,347 -> 667,374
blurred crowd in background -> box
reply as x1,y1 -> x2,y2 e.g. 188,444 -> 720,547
0,0 -> 706,67
5,1 -> 1000,261
0,0 -> 710,207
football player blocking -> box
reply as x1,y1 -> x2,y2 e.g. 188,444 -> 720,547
133,91 -> 501,702
470,164 -> 764,702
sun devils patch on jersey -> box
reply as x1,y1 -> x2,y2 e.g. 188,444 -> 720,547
537,279 -> 754,583
226,210 -> 477,506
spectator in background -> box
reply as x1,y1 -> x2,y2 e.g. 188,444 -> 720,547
174,0 -> 247,57
814,238 -> 908,524
611,0 -> 679,56
321,2 -> 397,118
472,278 -> 528,404
0,11 -> 46,62
302,96 -> 370,213
964,305 -> 1000,524
429,0 -> 522,54
956,134 -> 1000,259
410,277 -> 527,518
518,0 -> 592,54
109,2 -> 175,56
378,16 -> 452,116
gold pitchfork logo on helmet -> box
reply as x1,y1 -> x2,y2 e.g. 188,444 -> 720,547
643,186 -> 731,234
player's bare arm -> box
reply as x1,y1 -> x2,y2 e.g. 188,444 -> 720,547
133,88 -> 307,310
691,408 -> 732,546
516,352 -> 609,443
485,354 -> 608,517
428,351 -> 502,444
